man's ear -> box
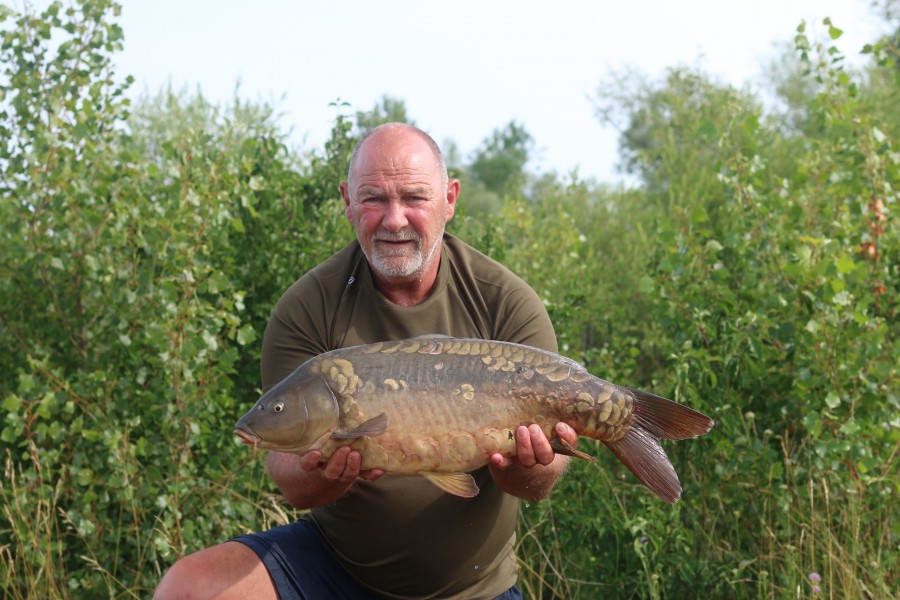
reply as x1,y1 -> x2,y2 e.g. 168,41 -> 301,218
340,181 -> 352,220
445,179 -> 460,221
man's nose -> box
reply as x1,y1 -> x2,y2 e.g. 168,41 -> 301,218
382,201 -> 409,231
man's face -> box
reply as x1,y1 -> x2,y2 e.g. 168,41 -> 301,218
341,129 -> 458,283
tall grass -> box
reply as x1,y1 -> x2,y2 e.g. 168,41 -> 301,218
514,407 -> 898,599
2,446 -> 68,599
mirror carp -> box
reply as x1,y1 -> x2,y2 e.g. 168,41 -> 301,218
235,335 -> 715,502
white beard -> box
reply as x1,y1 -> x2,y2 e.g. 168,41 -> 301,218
366,229 -> 443,279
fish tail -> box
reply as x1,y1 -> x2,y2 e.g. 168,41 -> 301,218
603,388 -> 715,503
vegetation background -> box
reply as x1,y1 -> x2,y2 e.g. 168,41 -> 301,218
1,1 -> 896,598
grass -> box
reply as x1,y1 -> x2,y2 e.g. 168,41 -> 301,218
1,423 -> 895,599
512,415 -> 897,599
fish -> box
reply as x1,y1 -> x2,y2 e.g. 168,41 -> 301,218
234,335 -> 715,502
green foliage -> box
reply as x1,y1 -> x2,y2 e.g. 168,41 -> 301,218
354,94 -> 414,134
1,3 -> 896,599
452,120 -> 536,218
468,120 -> 534,195
512,19 -> 898,600
0,3 -> 352,596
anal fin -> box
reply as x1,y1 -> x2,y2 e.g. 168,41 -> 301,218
420,472 -> 480,498
331,412 -> 388,440
604,426 -> 682,503
550,436 -> 597,461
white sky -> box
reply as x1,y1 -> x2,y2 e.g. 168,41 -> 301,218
111,0 -> 888,183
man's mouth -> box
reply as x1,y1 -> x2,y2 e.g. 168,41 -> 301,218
376,237 -> 414,244
374,238 -> 416,251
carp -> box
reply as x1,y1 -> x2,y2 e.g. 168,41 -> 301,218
234,336 -> 715,503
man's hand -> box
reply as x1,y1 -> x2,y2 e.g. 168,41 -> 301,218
300,446 -> 385,484
268,447 -> 384,510
488,422 -> 577,501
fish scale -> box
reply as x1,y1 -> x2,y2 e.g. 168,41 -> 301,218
235,335 -> 715,503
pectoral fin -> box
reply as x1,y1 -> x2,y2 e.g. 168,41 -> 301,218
330,412 -> 388,440
549,436 -> 597,461
420,472 -> 480,498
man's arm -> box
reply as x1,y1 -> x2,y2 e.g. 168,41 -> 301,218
488,422 -> 577,502
267,449 -> 384,510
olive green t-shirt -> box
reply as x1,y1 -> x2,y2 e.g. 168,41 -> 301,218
260,233 -> 557,600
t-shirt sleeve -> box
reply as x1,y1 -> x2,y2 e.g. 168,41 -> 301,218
259,277 -> 332,392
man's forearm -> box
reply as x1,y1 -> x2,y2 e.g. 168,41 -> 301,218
267,452 -> 349,509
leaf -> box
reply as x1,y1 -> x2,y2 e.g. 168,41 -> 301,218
690,205 -> 709,224
835,254 -> 856,274
638,275 -> 655,294
825,392 -> 841,409
2,395 -> 19,412
206,271 -> 229,294
839,418 -> 859,436
18,373 -> 34,393
236,323 -> 257,346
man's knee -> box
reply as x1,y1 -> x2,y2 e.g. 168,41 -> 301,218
154,542 -> 274,600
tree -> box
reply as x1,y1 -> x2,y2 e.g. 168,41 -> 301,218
467,120 -> 533,196
354,94 -> 413,134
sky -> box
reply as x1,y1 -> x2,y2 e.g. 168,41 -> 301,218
110,0 -> 889,184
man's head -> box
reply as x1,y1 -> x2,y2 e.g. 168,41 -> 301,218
348,124 -> 449,190
340,123 -> 459,293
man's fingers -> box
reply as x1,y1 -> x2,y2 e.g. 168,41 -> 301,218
300,450 -> 322,471
358,468 -> 385,481
528,424 -> 556,466
506,424 -> 572,468
340,450 -> 362,483
514,426 -> 537,467
555,422 -> 578,447
490,453 -> 514,470
321,446 -> 354,482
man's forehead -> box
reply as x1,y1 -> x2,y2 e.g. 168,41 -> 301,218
353,129 -> 438,168
356,182 -> 435,195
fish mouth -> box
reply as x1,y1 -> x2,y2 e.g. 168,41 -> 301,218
234,428 -> 260,449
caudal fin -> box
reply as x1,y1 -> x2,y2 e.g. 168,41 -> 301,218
628,388 -> 715,441
604,388 -> 715,503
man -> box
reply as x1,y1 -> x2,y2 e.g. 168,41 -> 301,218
155,123 -> 577,599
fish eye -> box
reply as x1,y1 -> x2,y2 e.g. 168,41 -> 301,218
273,402 -> 284,413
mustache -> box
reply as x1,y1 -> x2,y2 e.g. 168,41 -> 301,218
373,231 -> 420,243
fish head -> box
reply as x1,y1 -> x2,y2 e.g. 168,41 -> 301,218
234,373 -> 340,453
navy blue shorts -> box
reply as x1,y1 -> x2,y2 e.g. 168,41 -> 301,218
232,519 -> 522,600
